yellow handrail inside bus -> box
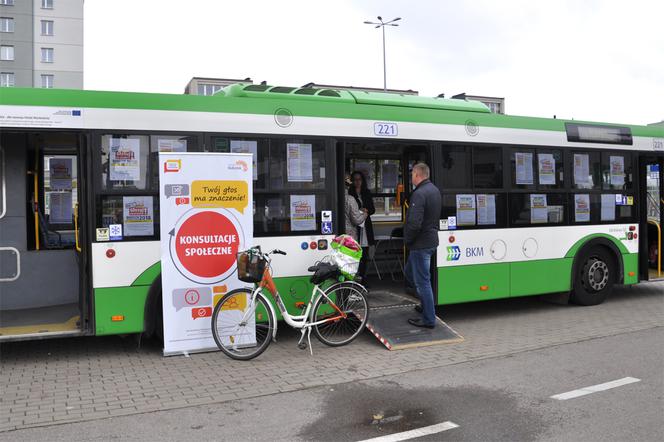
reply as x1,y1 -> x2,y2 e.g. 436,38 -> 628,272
30,170 -> 40,251
648,219 -> 661,278
74,203 -> 81,252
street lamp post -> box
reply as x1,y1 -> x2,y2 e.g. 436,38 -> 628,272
364,16 -> 401,92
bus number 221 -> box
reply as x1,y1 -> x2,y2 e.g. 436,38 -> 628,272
374,122 -> 398,137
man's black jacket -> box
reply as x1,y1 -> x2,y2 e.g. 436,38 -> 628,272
404,179 -> 442,250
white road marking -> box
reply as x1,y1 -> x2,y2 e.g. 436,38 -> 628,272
550,377 -> 641,400
357,421 -> 459,442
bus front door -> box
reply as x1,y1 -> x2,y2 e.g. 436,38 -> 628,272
0,132 -> 87,340
641,155 -> 664,281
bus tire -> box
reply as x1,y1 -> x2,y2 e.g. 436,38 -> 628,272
570,247 -> 616,306
144,275 -> 163,342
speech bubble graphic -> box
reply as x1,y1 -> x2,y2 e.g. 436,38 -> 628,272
165,184 -> 190,198
191,180 -> 249,213
164,159 -> 181,173
192,307 -> 212,320
175,197 -> 190,206
172,286 -> 212,312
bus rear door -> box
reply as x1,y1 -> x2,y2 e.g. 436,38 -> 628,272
0,132 -> 89,341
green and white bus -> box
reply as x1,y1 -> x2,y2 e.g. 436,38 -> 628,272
0,84 -> 662,342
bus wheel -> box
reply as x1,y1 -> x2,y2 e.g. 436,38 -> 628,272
571,247 -> 616,306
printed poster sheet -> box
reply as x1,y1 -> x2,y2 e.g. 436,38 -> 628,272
574,154 -> 590,185
48,192 -> 72,224
290,195 -> 316,231
123,196 -> 154,236
110,138 -> 140,181
538,153 -> 556,185
574,194 -> 591,222
157,138 -> 187,153
287,143 -> 313,182
231,140 -> 258,181
601,194 -> 616,221
49,158 -> 73,190
516,152 -> 534,185
476,194 -> 496,225
159,152 -> 254,355
530,194 -> 548,224
456,194 -> 476,226
381,163 -> 398,189
609,156 -> 625,187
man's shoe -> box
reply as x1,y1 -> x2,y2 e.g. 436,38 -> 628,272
414,305 -> 423,314
408,318 -> 435,329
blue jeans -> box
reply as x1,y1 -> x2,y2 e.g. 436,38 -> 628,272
405,247 -> 436,326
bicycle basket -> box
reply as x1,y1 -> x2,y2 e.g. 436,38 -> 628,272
330,235 -> 362,279
236,249 -> 267,283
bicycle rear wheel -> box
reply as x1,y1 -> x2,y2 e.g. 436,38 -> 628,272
211,288 -> 274,360
312,282 -> 369,347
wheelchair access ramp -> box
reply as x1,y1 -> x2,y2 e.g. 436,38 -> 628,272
365,290 -> 464,351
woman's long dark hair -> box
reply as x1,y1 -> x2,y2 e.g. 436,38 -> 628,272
349,170 -> 371,202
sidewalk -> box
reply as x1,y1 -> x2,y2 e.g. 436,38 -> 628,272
1,282 -> 662,432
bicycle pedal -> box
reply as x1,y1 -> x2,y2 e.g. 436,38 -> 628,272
295,301 -> 306,310
297,342 -> 308,350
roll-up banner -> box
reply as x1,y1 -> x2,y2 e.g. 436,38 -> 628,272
159,152 -> 253,355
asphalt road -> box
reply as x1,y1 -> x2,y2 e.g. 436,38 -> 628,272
3,326 -> 662,442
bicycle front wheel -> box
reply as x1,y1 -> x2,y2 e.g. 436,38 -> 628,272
312,282 -> 369,347
211,288 -> 274,360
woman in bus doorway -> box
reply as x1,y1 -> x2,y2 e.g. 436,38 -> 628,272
344,173 -> 368,244
349,170 -> 376,287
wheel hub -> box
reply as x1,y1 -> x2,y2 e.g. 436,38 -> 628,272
587,260 -> 609,291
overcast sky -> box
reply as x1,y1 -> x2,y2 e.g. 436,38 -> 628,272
85,0 -> 663,125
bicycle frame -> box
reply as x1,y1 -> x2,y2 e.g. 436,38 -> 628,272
233,265 -> 351,342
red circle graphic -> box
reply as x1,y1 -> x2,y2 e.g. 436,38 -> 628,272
175,211 -> 240,278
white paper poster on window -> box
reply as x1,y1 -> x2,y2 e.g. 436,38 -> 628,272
110,138 -> 140,181
573,154 -> 590,185
530,194 -> 548,224
49,158 -> 73,190
48,192 -> 72,224
456,194 -> 476,226
574,194 -> 591,222
287,143 -> 313,182
601,194 -> 616,221
609,156 -> 625,187
157,138 -> 187,153
123,196 -> 154,236
231,140 -> 258,181
538,153 -> 556,185
159,152 -> 254,355
516,152 -> 534,185
381,163 -> 398,189
476,194 -> 496,225
290,195 -> 316,231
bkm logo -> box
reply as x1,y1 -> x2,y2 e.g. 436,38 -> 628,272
446,246 -> 461,261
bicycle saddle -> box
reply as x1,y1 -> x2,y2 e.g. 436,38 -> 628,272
307,262 -> 340,285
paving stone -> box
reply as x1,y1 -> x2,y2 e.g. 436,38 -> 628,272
0,282 -> 661,432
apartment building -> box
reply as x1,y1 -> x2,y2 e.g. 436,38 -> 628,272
0,0 -> 83,88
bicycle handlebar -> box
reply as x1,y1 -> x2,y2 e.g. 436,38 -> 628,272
272,249 -> 287,256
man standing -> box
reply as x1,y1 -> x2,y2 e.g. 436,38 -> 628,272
404,163 -> 441,329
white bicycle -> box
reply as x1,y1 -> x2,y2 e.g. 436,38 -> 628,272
210,246 -> 369,360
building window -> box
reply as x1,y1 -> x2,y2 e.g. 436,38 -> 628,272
41,74 -> 53,88
41,47 -> 53,63
0,72 -> 14,87
0,17 -> 13,32
197,83 -> 222,96
0,45 -> 14,61
41,0 -> 53,9
41,20 -> 53,36
0,0 -> 15,6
